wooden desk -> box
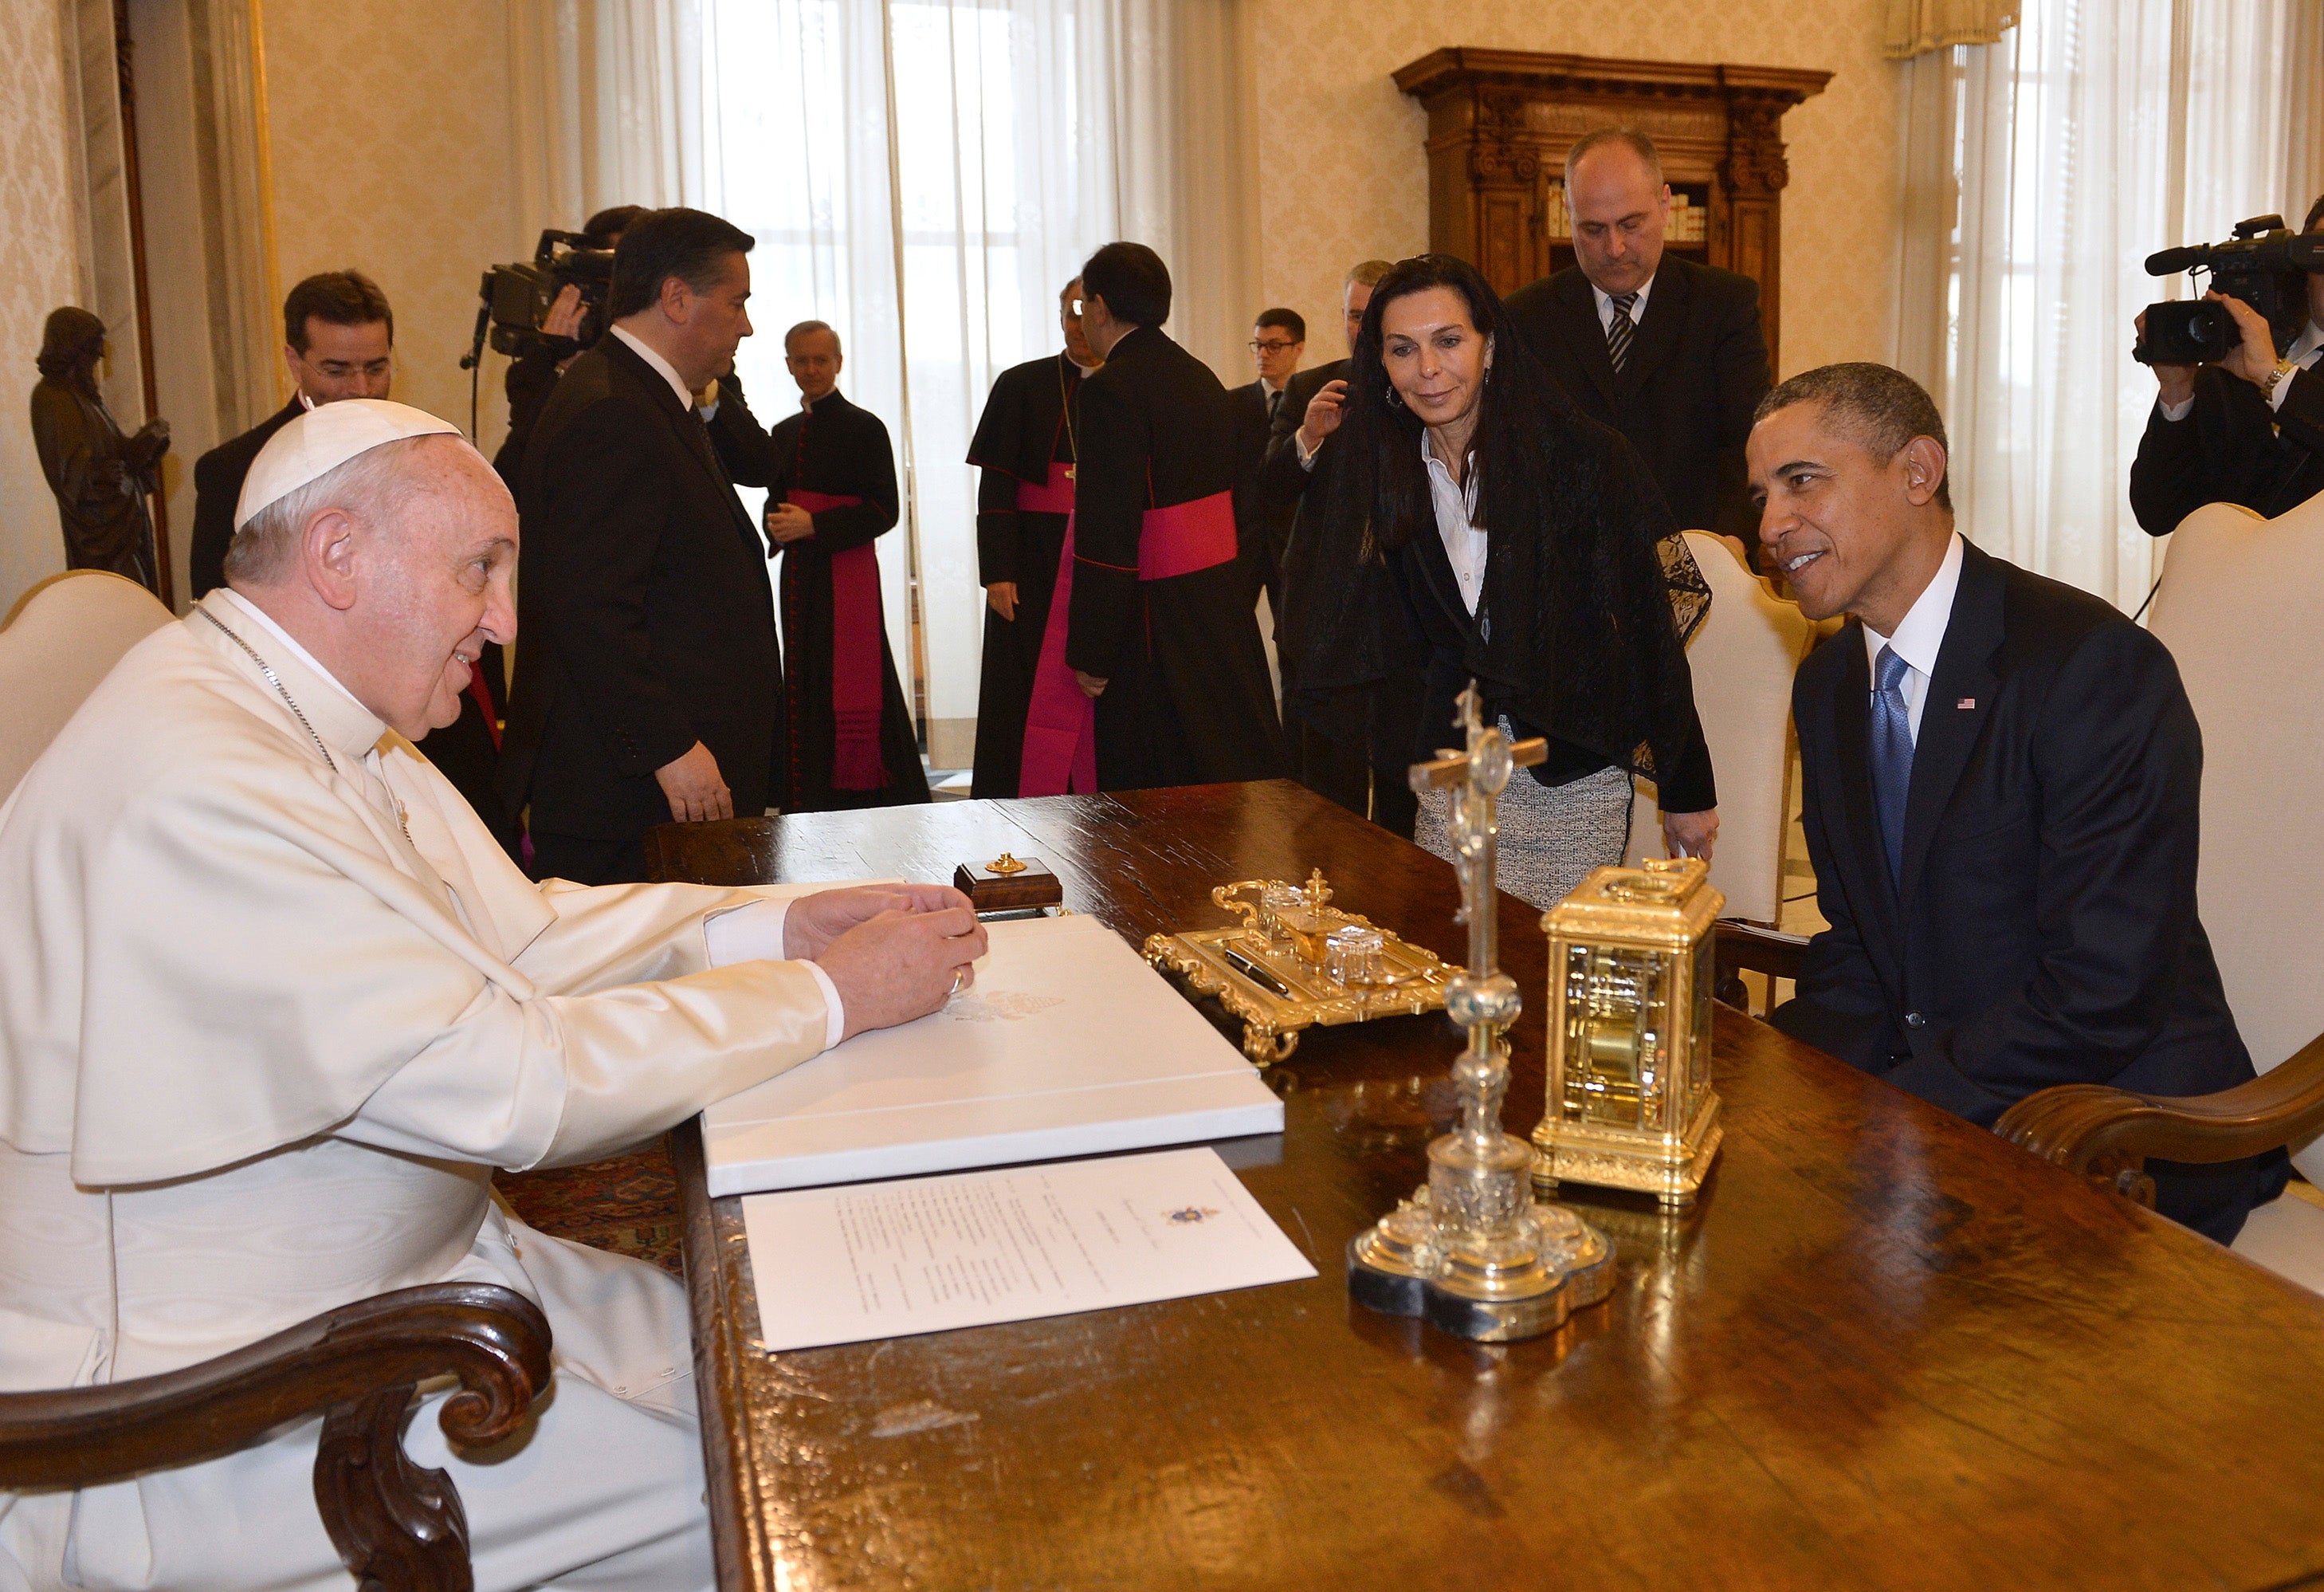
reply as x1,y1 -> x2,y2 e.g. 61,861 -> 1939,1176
674,782 -> 2324,1590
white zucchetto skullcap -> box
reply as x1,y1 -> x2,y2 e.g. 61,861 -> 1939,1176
233,399 -> 465,531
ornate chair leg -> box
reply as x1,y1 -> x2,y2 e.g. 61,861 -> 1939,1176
315,1382 -> 473,1592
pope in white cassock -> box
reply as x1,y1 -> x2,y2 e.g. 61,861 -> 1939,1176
0,400 -> 987,1590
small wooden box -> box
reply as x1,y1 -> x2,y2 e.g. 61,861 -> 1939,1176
953,855 -> 1063,914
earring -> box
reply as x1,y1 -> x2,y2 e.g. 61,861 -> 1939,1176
1386,386 -> 1405,410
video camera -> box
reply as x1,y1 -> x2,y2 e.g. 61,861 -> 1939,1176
2136,214 -> 2324,366
462,230 -> 617,368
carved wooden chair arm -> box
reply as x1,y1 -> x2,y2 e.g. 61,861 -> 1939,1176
0,1280 -> 552,1592
1996,1029 -> 2324,1205
1713,922 -> 1809,1009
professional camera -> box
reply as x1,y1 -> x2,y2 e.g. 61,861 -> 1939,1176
469,230 -> 617,362
2136,214 -> 2324,366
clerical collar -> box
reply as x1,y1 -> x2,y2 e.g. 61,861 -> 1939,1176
609,324 -> 697,413
1066,352 -> 1100,375
203,588 -> 387,765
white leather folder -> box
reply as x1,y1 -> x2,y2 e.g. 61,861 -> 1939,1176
700,912 -> 1284,1196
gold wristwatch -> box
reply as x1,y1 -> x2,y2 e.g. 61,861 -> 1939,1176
2263,357 -> 2300,403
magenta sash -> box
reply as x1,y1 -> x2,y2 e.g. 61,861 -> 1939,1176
1017,489 -> 1238,796
1015,461 -> 1076,514
789,489 -> 887,791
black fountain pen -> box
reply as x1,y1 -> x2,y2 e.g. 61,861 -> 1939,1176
1223,944 -> 1294,998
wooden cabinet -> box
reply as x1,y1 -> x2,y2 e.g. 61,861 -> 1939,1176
1393,49 -> 1829,370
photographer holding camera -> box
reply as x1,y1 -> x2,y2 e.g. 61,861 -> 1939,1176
491,204 -> 645,492
2130,195 -> 2324,537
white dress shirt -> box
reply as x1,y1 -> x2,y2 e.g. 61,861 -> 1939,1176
1592,273 -> 1657,337
1861,530 -> 1967,744
1422,432 -> 1490,616
2156,316 -> 2323,423
610,324 -> 707,414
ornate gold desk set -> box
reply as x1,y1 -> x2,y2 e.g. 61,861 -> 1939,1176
1143,869 -> 1453,1063
1144,684 -> 1725,1342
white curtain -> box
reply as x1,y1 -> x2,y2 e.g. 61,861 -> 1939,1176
1893,0 -> 2324,611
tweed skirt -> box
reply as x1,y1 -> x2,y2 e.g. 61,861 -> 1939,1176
1415,759 -> 1634,912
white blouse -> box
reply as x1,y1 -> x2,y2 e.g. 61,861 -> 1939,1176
1421,431 -> 1488,617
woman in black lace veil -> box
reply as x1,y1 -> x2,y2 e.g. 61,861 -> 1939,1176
1317,254 -> 1716,907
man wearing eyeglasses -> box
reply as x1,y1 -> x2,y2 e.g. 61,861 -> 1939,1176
1231,309 -> 1306,624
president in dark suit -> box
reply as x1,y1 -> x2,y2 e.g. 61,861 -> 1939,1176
1505,128 -> 1770,552
499,207 -> 785,885
1753,362 -> 2283,1244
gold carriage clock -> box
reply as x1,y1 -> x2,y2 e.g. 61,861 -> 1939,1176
1533,857 -> 1725,1209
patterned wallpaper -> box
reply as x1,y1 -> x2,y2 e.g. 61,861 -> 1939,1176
1246,0 -> 1902,383
1,0 -> 89,614
260,0 -> 528,455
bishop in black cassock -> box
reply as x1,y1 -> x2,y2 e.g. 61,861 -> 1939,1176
1030,243 -> 1283,792
967,280 -> 1104,797
760,332 -> 929,812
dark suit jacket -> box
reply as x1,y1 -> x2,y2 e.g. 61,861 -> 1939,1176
499,335 -> 784,850
188,398 -> 303,598
1773,538 -> 2279,1240
1503,255 -> 1769,548
1228,378 -> 1292,613
2128,360 -> 2324,536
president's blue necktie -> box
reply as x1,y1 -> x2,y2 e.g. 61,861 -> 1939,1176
1870,644 -> 1914,886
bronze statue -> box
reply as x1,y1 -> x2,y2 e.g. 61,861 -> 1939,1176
30,307 -> 170,595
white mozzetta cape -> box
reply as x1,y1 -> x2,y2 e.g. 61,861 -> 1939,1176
0,591 -> 830,1590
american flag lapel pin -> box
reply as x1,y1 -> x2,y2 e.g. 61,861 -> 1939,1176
1957,697 -> 1977,710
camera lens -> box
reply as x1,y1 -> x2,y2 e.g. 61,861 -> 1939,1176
2136,301 -> 2238,366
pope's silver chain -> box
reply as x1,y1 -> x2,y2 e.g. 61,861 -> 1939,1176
197,607 -> 340,776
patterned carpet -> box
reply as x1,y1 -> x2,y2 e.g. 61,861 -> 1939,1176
495,1139 -> 686,1277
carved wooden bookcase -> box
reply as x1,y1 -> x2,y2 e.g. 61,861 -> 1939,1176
1393,49 -> 1830,369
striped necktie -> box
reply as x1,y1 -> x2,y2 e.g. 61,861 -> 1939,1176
1606,293 -> 1639,374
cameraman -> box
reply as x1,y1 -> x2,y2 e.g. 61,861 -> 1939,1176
2130,194 -> 2324,537
493,204 -> 645,492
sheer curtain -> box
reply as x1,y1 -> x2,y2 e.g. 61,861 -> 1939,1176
1892,0 -> 2324,610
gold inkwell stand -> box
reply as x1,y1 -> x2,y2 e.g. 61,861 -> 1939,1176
1533,856 -> 1725,1209
1144,870 -> 1452,1063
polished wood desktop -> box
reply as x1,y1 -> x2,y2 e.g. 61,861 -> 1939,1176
668,782 -> 2324,1590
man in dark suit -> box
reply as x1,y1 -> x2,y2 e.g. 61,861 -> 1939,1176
1229,307 -> 1304,618
1505,128 -> 1771,554
2129,191 -> 2324,537
499,206 -> 786,885
1753,361 -> 2284,1244
1258,259 -> 1422,836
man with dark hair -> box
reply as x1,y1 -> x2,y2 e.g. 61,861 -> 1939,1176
968,278 -> 1102,796
189,270 -> 394,599
750,320 -> 929,811
1751,361 -> 2283,1243
1505,128 -> 1771,556
494,203 -> 648,494
2130,191 -> 2324,536
1258,258 -> 1423,836
1021,242 -> 1282,792
1230,306 -> 1306,625
501,206 -> 789,884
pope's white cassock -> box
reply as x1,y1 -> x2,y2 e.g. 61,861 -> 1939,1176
0,584 -> 846,1590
